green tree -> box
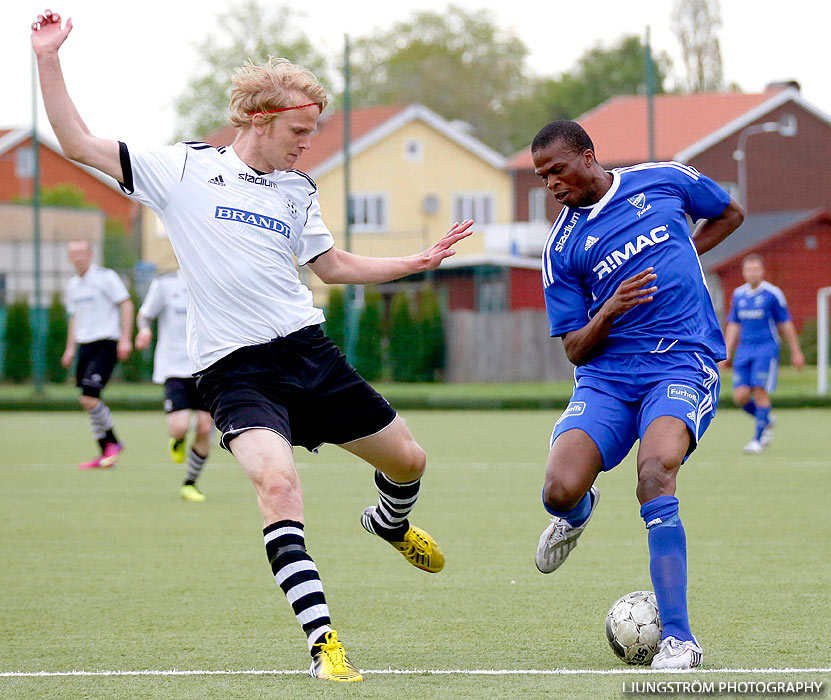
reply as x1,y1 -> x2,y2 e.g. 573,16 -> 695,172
348,5 -> 533,154
45,291 -> 68,383
521,35 -> 671,127
672,0 -> 724,92
4,297 -> 33,383
103,219 -> 137,273
354,288 -> 384,381
325,286 -> 347,352
414,286 -> 445,382
780,318 -> 818,366
389,291 -> 417,382
119,284 -> 144,383
12,183 -> 96,208
173,0 -> 330,141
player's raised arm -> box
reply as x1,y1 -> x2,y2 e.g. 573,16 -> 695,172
692,198 -> 745,256
308,220 -> 474,285
31,9 -> 123,182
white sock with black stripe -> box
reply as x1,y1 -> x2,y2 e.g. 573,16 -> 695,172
184,448 -> 207,486
361,470 -> 420,541
263,520 -> 332,654
88,401 -> 113,439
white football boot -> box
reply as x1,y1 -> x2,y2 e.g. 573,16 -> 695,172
743,439 -> 763,454
535,486 -> 599,574
651,636 -> 703,670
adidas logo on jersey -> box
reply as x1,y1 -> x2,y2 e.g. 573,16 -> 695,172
209,175 -> 226,186
584,235 -> 598,251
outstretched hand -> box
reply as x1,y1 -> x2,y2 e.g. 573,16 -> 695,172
31,9 -> 72,56
416,220 -> 474,271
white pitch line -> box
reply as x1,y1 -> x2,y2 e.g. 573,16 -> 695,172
2,668 -> 829,678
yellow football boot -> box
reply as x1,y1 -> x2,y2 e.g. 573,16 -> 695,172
169,437 -> 186,464
389,525 -> 445,573
180,484 -> 205,502
361,507 -> 445,573
308,631 -> 363,682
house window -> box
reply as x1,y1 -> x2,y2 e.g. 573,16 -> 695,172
349,193 -> 388,232
453,193 -> 495,225
15,148 -> 34,179
477,277 -> 507,312
529,187 -> 548,222
404,139 -> 423,162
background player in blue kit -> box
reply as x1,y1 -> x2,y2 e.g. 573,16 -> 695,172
722,254 -> 804,454
531,121 -> 744,669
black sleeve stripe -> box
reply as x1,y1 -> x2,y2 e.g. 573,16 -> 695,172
182,141 -> 213,150
117,141 -> 135,194
181,147 -> 189,182
305,247 -> 333,265
290,169 -> 318,192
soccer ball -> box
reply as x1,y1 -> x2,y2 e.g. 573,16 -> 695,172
605,590 -> 662,665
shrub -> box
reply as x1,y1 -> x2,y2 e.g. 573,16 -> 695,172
389,291 -> 417,382
45,292 -> 69,383
354,288 -> 384,381
119,284 -> 145,382
325,286 -> 347,352
415,286 -> 445,382
4,297 -> 33,383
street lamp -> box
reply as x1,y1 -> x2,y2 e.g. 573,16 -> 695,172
733,114 -> 797,210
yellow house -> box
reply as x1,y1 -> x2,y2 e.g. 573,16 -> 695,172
141,103 -> 512,304
301,104 -> 510,302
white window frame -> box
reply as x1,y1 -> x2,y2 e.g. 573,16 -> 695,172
349,192 -> 388,233
15,147 -> 34,179
718,181 -> 739,200
452,192 -> 495,225
528,187 -> 548,222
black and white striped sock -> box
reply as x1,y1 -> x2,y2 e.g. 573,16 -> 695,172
184,448 -> 207,485
362,470 -> 420,541
88,401 -> 113,439
263,520 -> 332,655
89,402 -> 118,451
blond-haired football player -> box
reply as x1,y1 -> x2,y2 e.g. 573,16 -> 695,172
33,9 -> 473,682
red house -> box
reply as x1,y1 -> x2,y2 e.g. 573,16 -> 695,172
0,127 -> 138,230
703,210 -> 831,330
508,84 -> 831,221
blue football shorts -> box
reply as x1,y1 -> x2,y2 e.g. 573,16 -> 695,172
732,351 -> 779,393
550,351 -> 721,471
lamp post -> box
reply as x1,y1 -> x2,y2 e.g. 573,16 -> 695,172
733,114 -> 797,210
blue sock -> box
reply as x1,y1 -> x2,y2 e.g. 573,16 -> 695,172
640,495 -> 693,642
544,489 -> 592,527
754,406 -> 771,441
741,400 -> 757,417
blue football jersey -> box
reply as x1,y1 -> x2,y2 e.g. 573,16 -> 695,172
727,281 -> 791,356
542,161 -> 731,360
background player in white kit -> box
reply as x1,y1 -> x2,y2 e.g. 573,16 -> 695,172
63,238 -> 133,469
135,270 -> 213,502
33,9 -> 473,682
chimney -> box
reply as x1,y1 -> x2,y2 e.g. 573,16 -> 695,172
766,80 -> 801,92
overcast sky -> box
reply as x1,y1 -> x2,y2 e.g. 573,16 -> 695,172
2,0 -> 829,151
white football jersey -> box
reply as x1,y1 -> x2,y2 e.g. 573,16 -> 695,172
65,264 -> 130,344
138,271 -> 193,383
119,141 -> 334,371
